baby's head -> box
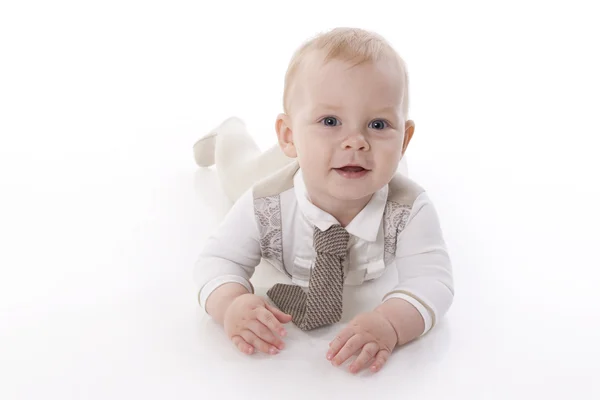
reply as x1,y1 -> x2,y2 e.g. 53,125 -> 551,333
276,27 -> 414,207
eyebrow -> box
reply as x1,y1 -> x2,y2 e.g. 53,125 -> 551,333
314,103 -> 343,111
371,106 -> 398,114
314,104 -> 398,114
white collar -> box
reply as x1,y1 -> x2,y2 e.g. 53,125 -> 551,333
293,168 -> 388,242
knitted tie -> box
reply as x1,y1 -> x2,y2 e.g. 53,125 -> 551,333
267,224 -> 350,331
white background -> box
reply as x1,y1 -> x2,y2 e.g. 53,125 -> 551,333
1,1 -> 599,399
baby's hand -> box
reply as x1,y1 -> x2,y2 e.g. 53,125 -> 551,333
223,293 -> 292,355
326,311 -> 397,374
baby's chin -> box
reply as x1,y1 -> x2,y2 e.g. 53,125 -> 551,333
326,182 -> 380,202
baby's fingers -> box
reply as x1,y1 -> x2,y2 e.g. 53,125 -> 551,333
370,349 -> 391,373
232,335 -> 254,355
331,335 -> 366,367
327,328 -> 354,361
247,320 -> 285,351
265,303 -> 292,324
349,342 -> 379,374
257,307 -> 288,340
240,330 -> 278,355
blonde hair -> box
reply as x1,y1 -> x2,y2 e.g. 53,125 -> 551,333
282,27 -> 409,117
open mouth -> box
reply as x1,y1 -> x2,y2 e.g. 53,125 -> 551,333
334,165 -> 370,179
338,166 -> 366,172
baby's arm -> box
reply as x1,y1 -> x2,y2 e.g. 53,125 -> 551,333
326,192 -> 454,373
194,188 -> 262,318
205,283 -> 252,325
194,189 -> 292,355
377,191 -> 454,345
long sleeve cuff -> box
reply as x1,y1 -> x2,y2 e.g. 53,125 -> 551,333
198,275 -> 254,312
385,191 -> 454,336
382,290 -> 434,336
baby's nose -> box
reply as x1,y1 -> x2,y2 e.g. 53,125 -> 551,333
342,134 -> 369,150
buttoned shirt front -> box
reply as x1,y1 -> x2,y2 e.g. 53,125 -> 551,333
194,169 -> 454,335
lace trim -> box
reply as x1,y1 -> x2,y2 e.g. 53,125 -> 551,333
383,201 -> 412,264
253,195 -> 283,266
254,197 -> 412,268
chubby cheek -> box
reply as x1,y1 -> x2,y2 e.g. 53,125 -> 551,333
295,134 -> 332,173
375,141 -> 403,178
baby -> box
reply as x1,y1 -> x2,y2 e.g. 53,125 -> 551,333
193,27 -> 454,374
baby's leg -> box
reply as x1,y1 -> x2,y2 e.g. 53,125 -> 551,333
193,117 -> 262,168
193,117 -> 293,203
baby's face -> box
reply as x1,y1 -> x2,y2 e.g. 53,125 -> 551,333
281,52 -> 410,205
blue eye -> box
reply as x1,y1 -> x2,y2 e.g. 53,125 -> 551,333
369,119 -> 388,130
321,117 -> 339,127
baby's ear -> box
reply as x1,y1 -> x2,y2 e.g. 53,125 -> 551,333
276,113 -> 297,158
402,120 -> 415,155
